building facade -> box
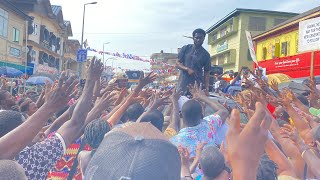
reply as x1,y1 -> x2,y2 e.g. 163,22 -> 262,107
63,39 -> 80,75
206,8 -> 298,72
9,0 -> 73,76
150,50 -> 178,85
0,0 -> 33,74
253,6 -> 320,78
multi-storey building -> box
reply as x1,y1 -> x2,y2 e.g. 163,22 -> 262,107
9,0 -> 73,75
206,8 -> 298,72
0,0 -> 33,74
63,39 -> 80,75
253,6 -> 320,78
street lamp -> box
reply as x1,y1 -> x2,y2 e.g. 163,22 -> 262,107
78,1 -> 97,78
102,42 -> 110,68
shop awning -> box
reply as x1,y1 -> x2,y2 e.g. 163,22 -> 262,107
0,61 -> 34,75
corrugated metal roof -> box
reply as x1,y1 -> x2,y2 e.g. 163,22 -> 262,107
206,8 -> 298,33
2,0 -> 33,20
51,5 -> 61,16
64,20 -> 70,26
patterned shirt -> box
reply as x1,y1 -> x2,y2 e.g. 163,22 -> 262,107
170,114 -> 222,158
15,133 -> 66,180
47,137 -> 91,180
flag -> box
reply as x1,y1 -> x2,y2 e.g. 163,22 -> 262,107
84,39 -> 88,48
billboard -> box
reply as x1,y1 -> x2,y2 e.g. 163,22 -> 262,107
299,16 -> 320,52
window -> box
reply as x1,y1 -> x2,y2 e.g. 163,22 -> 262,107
31,50 -> 36,63
48,55 -> 55,67
32,23 -> 38,35
262,47 -> 267,60
274,43 -> 280,58
225,52 -> 231,63
55,58 -> 60,70
212,57 -> 217,65
218,55 -> 224,65
274,18 -> 286,26
281,42 -> 287,56
9,47 -> 20,57
0,8 -> 8,37
220,26 -> 227,37
12,28 -> 20,43
40,52 -> 49,65
230,22 -> 234,31
248,17 -> 266,31
212,33 -> 218,41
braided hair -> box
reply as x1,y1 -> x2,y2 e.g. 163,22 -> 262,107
84,119 -> 110,151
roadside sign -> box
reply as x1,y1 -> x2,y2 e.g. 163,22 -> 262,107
77,49 -> 88,62
298,16 -> 320,52
245,31 -> 258,66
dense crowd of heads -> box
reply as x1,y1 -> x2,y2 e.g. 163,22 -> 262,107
0,56 -> 319,180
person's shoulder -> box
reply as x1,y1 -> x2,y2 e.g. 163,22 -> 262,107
204,114 -> 222,125
180,44 -> 192,51
184,44 -> 193,49
201,46 -> 210,56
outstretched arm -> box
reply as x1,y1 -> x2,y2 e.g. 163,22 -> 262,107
0,74 -> 78,159
265,139 -> 297,177
108,72 -> 157,126
191,83 -> 229,122
57,58 -> 103,147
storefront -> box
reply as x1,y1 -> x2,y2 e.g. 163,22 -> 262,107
253,6 -> 320,78
257,50 -> 320,78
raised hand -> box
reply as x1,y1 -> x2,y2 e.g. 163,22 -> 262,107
100,83 -> 120,96
222,100 -> 232,113
266,94 -> 282,106
178,146 -> 190,166
87,57 -> 104,81
279,88 -> 296,107
270,79 -> 280,93
280,124 -> 300,143
189,81 -> 207,99
139,89 -> 153,99
126,93 -> 144,105
162,86 -> 175,97
44,73 -> 78,112
227,102 -> 272,180
94,91 -> 118,111
138,72 -> 157,88
149,92 -> 171,110
283,88 -> 296,102
195,142 -> 207,160
251,88 -> 268,107
170,89 -> 182,103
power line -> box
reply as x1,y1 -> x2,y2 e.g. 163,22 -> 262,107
72,31 -> 195,35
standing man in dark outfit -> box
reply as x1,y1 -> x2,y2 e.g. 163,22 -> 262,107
176,28 -> 211,95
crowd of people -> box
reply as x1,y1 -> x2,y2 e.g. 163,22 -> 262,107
210,66 -> 269,96
0,27 -> 318,180
0,56 -> 319,180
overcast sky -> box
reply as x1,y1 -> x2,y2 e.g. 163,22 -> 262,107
51,0 -> 319,70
